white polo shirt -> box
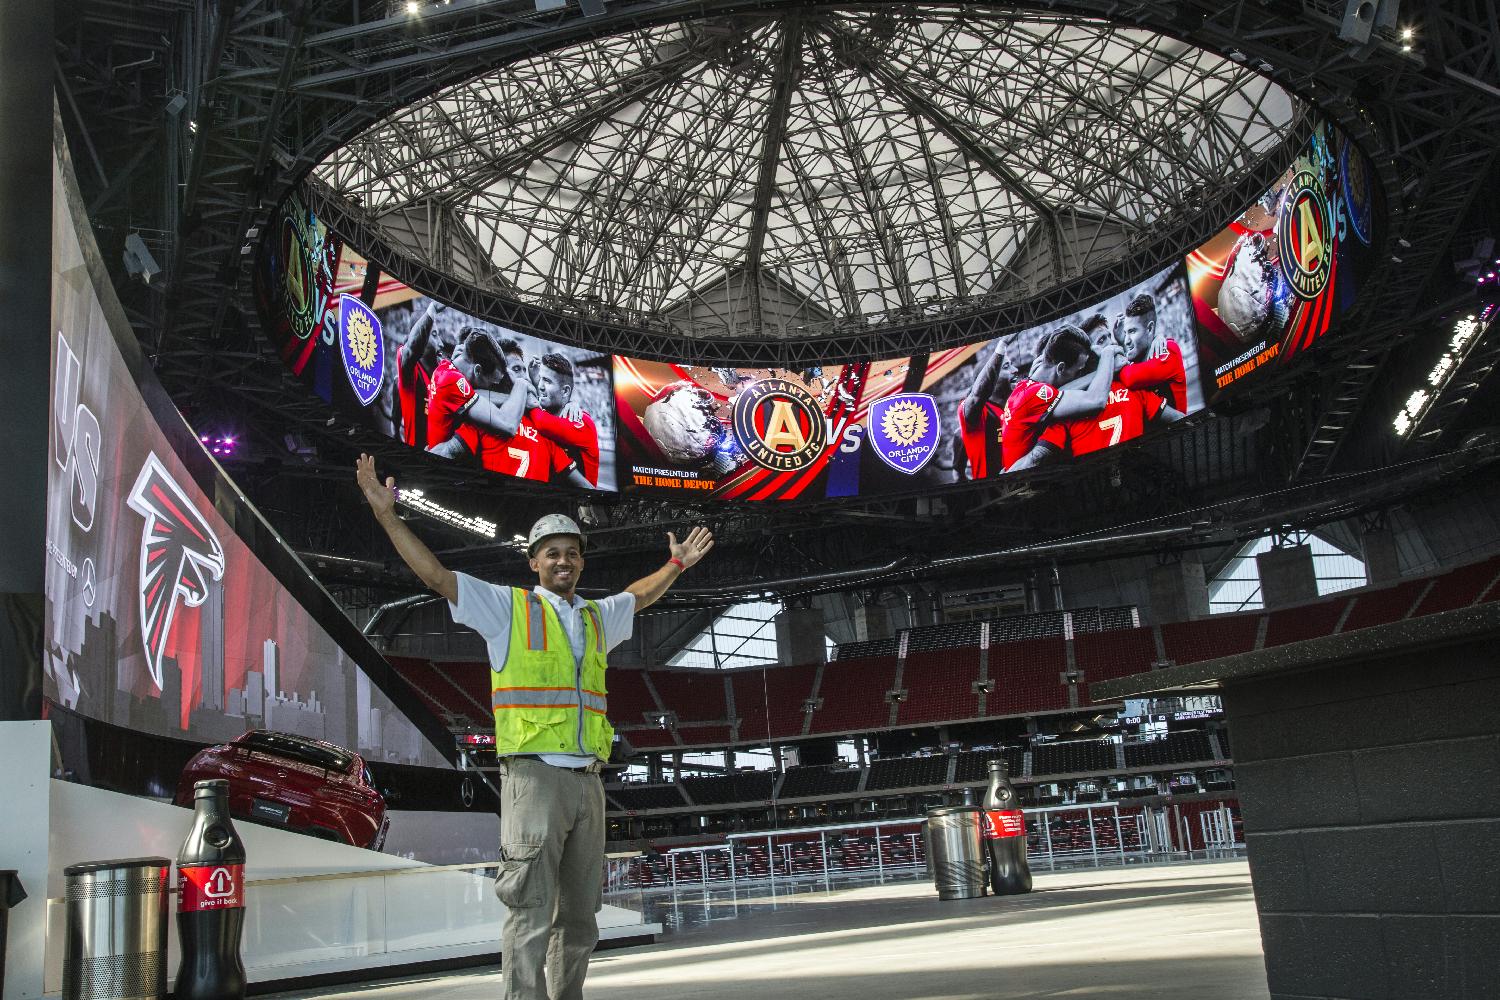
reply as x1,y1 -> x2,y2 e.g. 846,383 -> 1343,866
449,572 -> 635,767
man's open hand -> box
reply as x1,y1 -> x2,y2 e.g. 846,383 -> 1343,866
668,527 -> 715,569
356,453 -> 397,519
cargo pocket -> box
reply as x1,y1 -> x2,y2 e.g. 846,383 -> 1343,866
495,843 -> 545,908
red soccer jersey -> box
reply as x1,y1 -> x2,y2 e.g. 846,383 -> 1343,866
1118,339 -> 1187,413
425,360 -> 477,449
395,345 -> 433,448
958,399 -> 1007,480
457,416 -> 573,482
1000,379 -> 1062,470
1042,381 -> 1164,457
528,408 -> 601,485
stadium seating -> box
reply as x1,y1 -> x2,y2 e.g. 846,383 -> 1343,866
1339,578 -> 1429,633
619,727 -> 677,750
389,556 -> 1500,770
988,638 -> 1068,714
865,754 -> 949,790
1411,555 -> 1500,615
677,726 -> 734,747
604,668 -> 660,726
1074,626 -> 1158,684
895,647 -> 982,725
1122,731 -> 1214,768
682,774 -> 756,806
1262,600 -> 1344,648
1031,739 -> 1116,777
779,764 -> 862,798
648,671 -> 729,726
808,657 -> 899,734
732,666 -> 816,741
385,656 -> 486,725
606,783 -> 687,811
1160,615 -> 1260,666
952,749 -> 1024,783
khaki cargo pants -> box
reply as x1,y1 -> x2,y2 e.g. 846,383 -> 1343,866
495,756 -> 605,1000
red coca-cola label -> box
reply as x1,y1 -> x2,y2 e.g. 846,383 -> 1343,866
178,864 -> 245,911
982,809 -> 1026,840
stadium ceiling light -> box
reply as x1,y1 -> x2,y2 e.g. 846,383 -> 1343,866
1393,309 -> 1495,436
395,488 -> 498,538
405,0 -> 419,13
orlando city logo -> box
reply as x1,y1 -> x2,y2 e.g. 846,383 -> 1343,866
867,393 -> 940,475
1277,168 -> 1333,300
731,377 -> 828,473
339,296 -> 385,406
126,454 -> 226,690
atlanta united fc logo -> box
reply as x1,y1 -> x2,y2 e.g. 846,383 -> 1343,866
1277,169 -> 1333,300
731,377 -> 828,473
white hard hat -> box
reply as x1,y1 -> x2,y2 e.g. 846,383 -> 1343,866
527,514 -> 584,556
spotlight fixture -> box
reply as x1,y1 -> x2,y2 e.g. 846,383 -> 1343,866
122,233 -> 162,285
405,0 -> 419,13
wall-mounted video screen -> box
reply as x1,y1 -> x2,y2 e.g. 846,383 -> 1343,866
253,194 -> 617,490
48,153 -> 449,767
615,262 -> 1201,498
1188,119 -> 1380,397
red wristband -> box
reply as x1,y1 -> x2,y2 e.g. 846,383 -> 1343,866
668,557 -> 686,571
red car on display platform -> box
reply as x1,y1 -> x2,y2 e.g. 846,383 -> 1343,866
175,730 -> 390,850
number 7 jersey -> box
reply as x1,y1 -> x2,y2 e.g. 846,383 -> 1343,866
1041,380 -> 1164,457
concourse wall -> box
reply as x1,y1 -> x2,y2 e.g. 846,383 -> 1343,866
1099,605 -> 1500,999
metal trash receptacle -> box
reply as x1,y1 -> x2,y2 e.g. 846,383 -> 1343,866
924,806 -> 987,901
63,857 -> 170,1000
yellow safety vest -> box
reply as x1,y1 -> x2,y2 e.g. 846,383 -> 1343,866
492,589 -> 614,760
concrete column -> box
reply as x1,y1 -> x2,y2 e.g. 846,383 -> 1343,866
852,603 -> 893,643
775,606 -> 826,665
1256,544 -> 1319,610
1147,560 -> 1210,623
0,0 -> 52,721
1360,528 -> 1401,585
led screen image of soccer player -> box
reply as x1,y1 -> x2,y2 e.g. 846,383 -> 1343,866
1187,118 -> 1380,398
424,329 -> 598,489
926,262 -> 1203,480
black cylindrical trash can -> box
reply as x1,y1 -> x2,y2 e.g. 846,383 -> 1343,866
923,805 -> 987,900
0,869 -> 28,999
62,857 -> 170,1000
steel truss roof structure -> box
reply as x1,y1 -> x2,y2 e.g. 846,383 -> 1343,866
315,9 -> 1297,344
53,0 -> 1500,600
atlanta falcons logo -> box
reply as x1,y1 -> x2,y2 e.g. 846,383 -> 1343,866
126,454 -> 226,690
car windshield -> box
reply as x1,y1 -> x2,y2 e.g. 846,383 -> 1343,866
240,732 -> 353,772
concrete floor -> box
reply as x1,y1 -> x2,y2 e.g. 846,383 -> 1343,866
287,860 -> 1269,1000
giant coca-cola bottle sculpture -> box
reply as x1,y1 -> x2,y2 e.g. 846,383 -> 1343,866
982,759 -> 1033,895
176,778 -> 247,1000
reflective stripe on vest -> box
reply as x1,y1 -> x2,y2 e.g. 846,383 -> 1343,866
524,593 -> 548,652
581,604 -> 604,654
492,686 -> 608,715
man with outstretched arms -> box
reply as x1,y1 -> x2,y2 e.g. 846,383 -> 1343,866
957,342 -> 1025,480
355,453 -> 714,1000
1113,293 -> 1188,412
395,300 -> 454,448
1000,325 -> 1121,472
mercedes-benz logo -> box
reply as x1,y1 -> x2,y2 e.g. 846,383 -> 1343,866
460,775 -> 475,808
81,558 -> 97,607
